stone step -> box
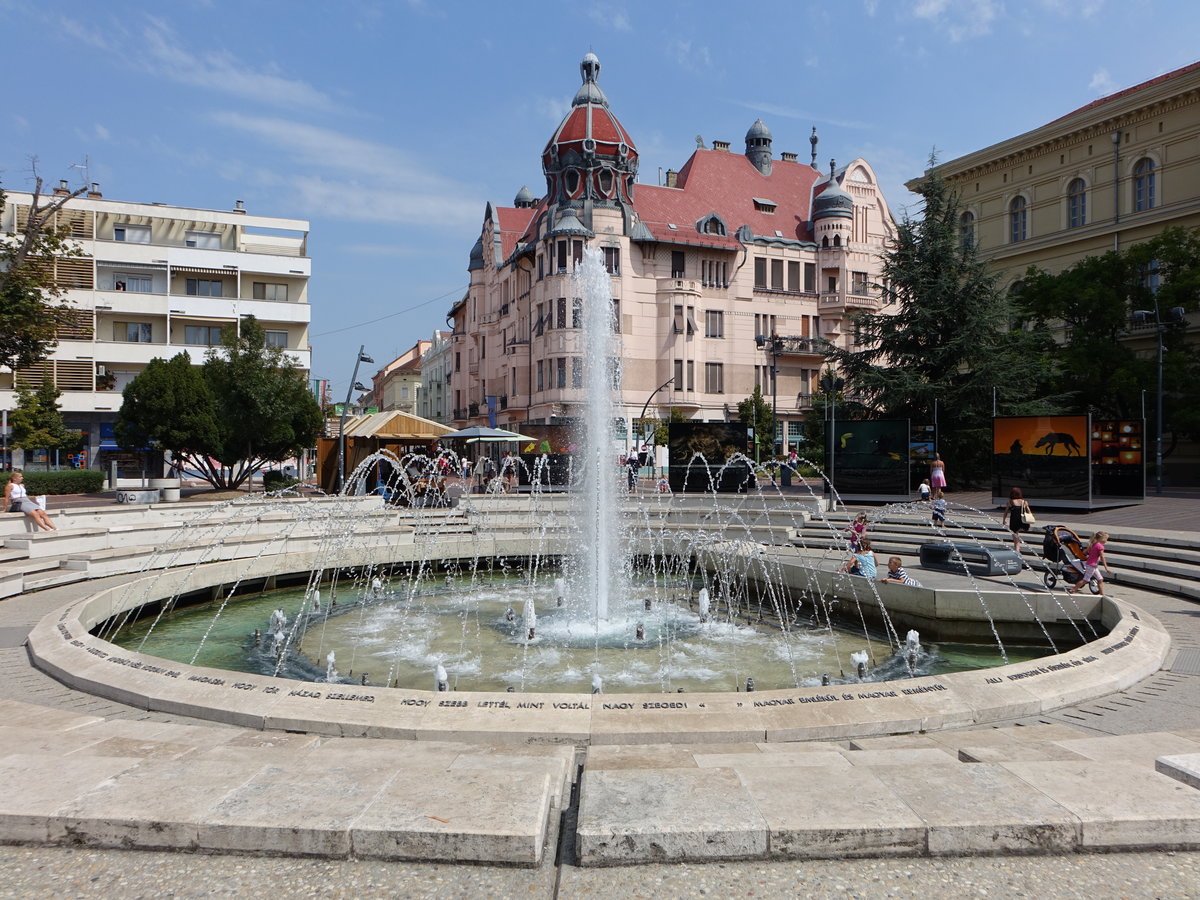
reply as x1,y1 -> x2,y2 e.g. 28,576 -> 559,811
0,718 -> 574,865
575,756 -> 1200,865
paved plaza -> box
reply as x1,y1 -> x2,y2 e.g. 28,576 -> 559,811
0,489 -> 1198,897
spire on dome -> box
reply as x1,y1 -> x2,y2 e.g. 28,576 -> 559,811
810,127 -> 819,169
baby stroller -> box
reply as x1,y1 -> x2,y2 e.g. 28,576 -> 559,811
1040,525 -> 1101,593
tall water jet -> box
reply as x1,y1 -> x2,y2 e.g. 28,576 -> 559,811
574,247 -> 623,623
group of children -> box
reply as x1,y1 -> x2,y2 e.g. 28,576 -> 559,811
837,513 -> 923,587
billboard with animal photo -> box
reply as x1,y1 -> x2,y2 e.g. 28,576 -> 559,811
992,415 -> 1089,502
829,419 -> 910,499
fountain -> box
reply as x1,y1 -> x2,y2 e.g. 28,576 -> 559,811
93,252 -> 1093,701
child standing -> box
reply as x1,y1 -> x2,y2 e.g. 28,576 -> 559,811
931,489 -> 947,526
1068,531 -> 1112,595
846,513 -> 869,551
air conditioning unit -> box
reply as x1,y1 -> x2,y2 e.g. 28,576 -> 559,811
97,365 -> 107,377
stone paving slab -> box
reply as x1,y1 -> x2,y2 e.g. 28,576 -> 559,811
576,767 -> 768,865
840,747 -> 959,767
49,757 -> 263,850
737,764 -> 927,859
870,762 -> 1080,855
1156,752 -> 1200,790
957,740 -> 1089,762
0,753 -> 142,842
1050,730 -> 1200,766
351,766 -> 554,865
1003,758 -> 1200,849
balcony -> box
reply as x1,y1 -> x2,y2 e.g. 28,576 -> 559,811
821,291 -> 888,313
656,277 -> 701,297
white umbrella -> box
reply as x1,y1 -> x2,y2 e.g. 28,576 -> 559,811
442,426 -> 536,442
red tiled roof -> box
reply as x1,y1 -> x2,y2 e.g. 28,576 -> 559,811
496,206 -> 538,261
1049,59 -> 1200,126
633,149 -> 821,245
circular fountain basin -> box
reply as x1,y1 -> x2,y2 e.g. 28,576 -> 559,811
109,573 -> 1043,694
26,536 -> 1171,745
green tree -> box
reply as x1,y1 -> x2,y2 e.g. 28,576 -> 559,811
10,379 -> 82,467
1014,225 -> 1200,455
116,317 -> 321,490
828,165 -> 1056,487
0,173 -> 87,373
737,385 -> 776,460
115,354 -> 219,465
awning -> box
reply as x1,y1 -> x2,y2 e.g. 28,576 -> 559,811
169,266 -> 233,276
96,260 -> 167,271
341,411 -> 453,441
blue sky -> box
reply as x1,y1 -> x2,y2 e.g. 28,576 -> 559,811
3,0 -> 1198,397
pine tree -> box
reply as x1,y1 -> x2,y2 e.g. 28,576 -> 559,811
829,165 -> 1053,486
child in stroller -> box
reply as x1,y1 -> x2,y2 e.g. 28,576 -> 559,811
1040,525 -> 1101,594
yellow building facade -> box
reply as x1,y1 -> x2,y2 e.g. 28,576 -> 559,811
920,60 -> 1199,276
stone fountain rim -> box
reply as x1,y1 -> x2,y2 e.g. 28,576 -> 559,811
25,537 -> 1168,745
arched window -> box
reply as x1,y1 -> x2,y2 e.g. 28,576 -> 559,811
832,233 -> 841,247
959,211 -> 975,251
1134,158 -> 1156,211
1067,178 -> 1086,228
1009,196 -> 1028,243
821,235 -> 829,248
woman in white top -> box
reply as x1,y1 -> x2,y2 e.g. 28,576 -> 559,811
4,471 -> 56,531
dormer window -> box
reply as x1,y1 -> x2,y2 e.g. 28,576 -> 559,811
753,198 -> 777,214
696,213 -> 727,236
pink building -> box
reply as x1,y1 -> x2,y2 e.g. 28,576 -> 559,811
449,53 -> 897,452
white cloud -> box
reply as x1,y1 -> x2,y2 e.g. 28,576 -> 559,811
1088,68 -> 1117,95
666,39 -> 712,72
54,13 -> 338,113
587,3 -> 633,32
734,100 -> 870,131
912,0 -> 1001,41
137,17 -> 338,111
209,113 -> 482,227
534,95 -> 572,124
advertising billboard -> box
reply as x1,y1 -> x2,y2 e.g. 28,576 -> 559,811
1090,419 -> 1146,501
829,419 -> 911,500
668,423 -> 755,493
992,415 -> 1090,503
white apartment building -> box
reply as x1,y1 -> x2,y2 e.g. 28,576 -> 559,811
0,183 -> 311,468
419,330 -> 452,424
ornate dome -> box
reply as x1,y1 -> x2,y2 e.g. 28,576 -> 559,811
746,119 -> 773,142
514,185 -> 536,208
542,53 -> 639,212
812,160 -> 854,220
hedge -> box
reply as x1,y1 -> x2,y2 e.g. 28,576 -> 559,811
0,470 -> 106,495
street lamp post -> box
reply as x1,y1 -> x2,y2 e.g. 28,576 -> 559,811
755,335 -> 780,455
818,372 -> 844,509
637,376 -> 674,458
337,345 -> 375,493
1131,305 -> 1185,495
